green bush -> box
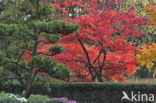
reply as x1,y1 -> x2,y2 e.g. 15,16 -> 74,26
0,92 -> 28,103
28,94 -> 65,103
27,94 -> 51,103
49,82 -> 156,103
0,92 -> 65,103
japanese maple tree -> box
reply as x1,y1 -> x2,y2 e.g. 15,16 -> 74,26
38,0 -> 149,82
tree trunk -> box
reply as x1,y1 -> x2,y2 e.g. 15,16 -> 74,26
24,67 -> 33,98
97,76 -> 103,82
24,29 -> 40,98
24,78 -> 33,98
0,40 -> 2,48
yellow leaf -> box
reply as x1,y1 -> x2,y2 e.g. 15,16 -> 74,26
146,61 -> 154,69
136,54 -> 141,59
139,60 -> 146,66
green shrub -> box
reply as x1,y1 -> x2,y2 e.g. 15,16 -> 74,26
28,94 -> 51,103
0,92 -> 65,103
49,82 -> 156,103
0,92 -> 28,103
28,94 -> 67,103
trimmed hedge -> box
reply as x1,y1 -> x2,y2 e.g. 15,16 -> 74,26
1,82 -> 156,103
49,82 -> 156,103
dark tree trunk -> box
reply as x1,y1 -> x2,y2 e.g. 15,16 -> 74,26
24,76 -> 33,98
24,0 -> 40,98
0,40 -> 2,49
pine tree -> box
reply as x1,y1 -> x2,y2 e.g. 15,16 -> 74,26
0,0 -> 79,97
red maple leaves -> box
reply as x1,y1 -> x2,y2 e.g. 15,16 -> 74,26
52,4 -> 147,82
23,0 -> 148,82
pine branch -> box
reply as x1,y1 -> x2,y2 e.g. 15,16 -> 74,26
5,61 -> 29,70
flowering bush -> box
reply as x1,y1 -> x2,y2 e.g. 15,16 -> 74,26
0,92 -> 74,103
52,97 -> 76,103
0,92 -> 28,103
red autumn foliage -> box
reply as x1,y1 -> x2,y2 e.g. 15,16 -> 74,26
23,0 -> 148,82
52,2 -> 147,82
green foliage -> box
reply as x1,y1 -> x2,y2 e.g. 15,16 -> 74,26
28,20 -> 80,35
0,50 -> 5,63
0,16 -> 78,94
0,0 -> 55,21
0,0 -> 79,98
0,23 -> 17,36
32,76 -> 51,93
0,92 -> 28,103
0,92 -> 65,103
46,34 -> 61,43
47,20 -> 80,35
31,56 -> 73,80
12,24 -> 34,41
52,63 -> 73,80
28,94 -> 51,103
0,67 -> 3,74
49,45 -> 65,55
49,82 -> 156,103
0,0 -> 22,21
31,55 -> 57,71
39,4 -> 55,19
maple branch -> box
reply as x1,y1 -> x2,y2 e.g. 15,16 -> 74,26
97,41 -> 107,69
88,65 -> 94,79
98,54 -> 101,68
100,49 -> 107,69
78,38 -> 99,77
94,50 -> 102,63
88,65 -> 96,80
78,38 -> 92,66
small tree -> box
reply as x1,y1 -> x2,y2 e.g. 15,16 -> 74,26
0,0 -> 79,97
44,0 -> 149,82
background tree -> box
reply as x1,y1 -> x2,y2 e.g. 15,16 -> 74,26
115,0 -> 156,46
136,4 -> 156,79
136,43 -> 156,78
0,0 -> 79,97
